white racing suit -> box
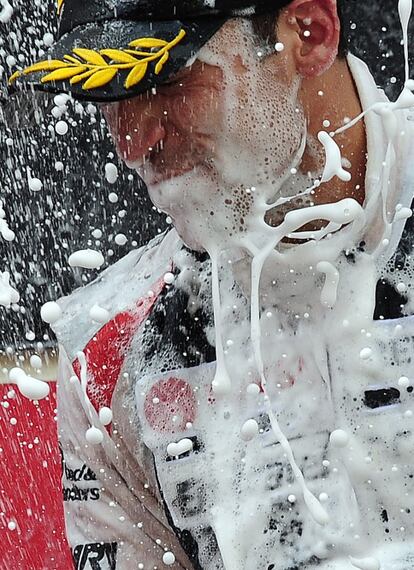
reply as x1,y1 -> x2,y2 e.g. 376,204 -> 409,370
53,56 -> 414,570
56,224 -> 414,570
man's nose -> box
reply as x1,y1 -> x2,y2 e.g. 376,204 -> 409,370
106,96 -> 166,165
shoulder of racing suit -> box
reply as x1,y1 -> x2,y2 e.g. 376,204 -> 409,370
51,227 -> 216,422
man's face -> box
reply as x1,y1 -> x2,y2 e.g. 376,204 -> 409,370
103,18 -> 306,252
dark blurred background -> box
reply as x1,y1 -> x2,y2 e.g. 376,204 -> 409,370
0,0 -> 413,352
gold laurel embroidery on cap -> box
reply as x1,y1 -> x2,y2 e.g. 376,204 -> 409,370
8,29 -> 186,91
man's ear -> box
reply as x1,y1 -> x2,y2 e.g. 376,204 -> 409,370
284,0 -> 340,78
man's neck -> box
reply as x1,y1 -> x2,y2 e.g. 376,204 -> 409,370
299,56 -> 367,207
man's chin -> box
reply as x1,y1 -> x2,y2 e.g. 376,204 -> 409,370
141,169 -> 214,253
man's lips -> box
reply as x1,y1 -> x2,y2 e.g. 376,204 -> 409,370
136,164 -> 197,186
120,139 -> 211,186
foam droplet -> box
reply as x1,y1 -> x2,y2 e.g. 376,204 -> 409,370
86,426 -> 104,444
162,551 -> 176,565
55,120 -> 68,135
69,249 -> 104,269
246,383 -> 260,395
105,162 -> 118,184
9,367 -> 50,400
28,177 -> 43,192
359,347 -> 372,360
394,206 -> 412,221
398,376 -> 410,388
167,438 -> 193,457
163,272 -> 175,285
318,131 -> 352,183
240,419 -> 259,441
0,271 -> 19,307
30,354 -> 42,369
329,429 -> 349,448
43,32 -> 54,46
40,301 -> 62,324
99,407 -> 113,426
115,233 -> 127,246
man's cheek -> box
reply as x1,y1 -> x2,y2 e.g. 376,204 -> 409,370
168,90 -> 220,134
168,97 -> 201,130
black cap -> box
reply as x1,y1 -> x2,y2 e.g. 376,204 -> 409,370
8,0 -> 285,102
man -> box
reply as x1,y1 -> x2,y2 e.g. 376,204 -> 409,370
8,0 -> 414,568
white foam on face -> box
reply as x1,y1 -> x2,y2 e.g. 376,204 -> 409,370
144,19 -> 306,252
54,94 -> 70,107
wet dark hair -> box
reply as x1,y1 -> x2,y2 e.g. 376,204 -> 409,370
251,0 -> 350,58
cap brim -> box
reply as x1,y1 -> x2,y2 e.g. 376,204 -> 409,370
8,17 -> 225,103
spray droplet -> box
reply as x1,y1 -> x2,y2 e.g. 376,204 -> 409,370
86,426 -> 104,444
69,249 -> 104,269
55,120 -> 68,135
240,419 -> 259,441
40,301 -> 62,324
329,429 -> 349,448
162,551 -> 176,565
99,407 -> 113,426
